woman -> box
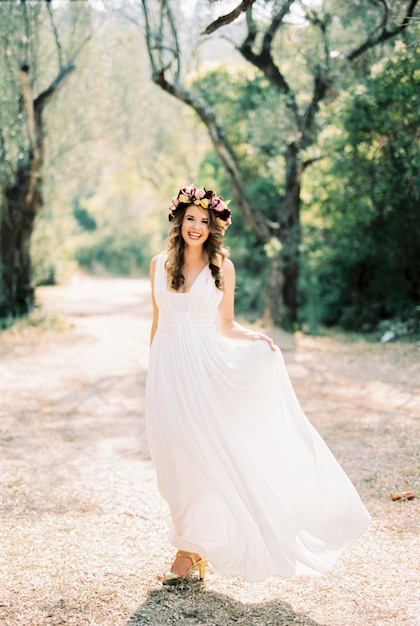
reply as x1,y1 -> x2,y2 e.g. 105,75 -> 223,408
145,185 -> 370,585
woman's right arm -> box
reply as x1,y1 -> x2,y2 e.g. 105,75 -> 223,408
149,256 -> 159,346
217,258 -> 276,351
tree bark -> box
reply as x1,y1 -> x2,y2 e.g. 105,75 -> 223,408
279,142 -> 301,328
0,63 -> 74,319
0,165 -> 41,318
264,252 -> 284,326
262,142 -> 301,328
201,0 -> 257,35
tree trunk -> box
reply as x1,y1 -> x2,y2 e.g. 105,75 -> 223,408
264,252 -> 284,326
0,63 -> 74,320
282,141 -> 301,327
0,164 -> 41,318
0,222 -> 35,318
0,65 -> 42,319
264,142 -> 301,328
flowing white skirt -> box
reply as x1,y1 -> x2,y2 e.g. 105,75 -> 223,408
145,253 -> 370,581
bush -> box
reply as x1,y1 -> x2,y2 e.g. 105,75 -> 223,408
74,231 -> 151,276
301,44 -> 420,333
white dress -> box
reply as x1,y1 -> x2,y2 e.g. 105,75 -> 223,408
145,252 -> 370,582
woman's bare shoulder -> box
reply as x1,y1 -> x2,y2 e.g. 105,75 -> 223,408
222,257 -> 235,273
151,251 -> 166,267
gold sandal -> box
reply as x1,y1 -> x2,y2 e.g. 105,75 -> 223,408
160,551 -> 206,585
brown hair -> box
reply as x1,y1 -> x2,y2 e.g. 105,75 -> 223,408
165,205 -> 229,291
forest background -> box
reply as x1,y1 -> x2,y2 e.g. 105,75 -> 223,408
0,0 -> 419,337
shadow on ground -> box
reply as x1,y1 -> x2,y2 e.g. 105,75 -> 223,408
127,585 -> 325,626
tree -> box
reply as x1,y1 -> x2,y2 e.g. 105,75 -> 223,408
0,1 -> 90,319
140,0 -> 419,328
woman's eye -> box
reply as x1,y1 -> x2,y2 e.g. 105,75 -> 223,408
185,216 -> 208,224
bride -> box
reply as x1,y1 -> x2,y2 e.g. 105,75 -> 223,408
145,185 -> 370,585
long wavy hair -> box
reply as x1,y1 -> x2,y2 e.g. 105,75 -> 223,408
165,205 -> 229,291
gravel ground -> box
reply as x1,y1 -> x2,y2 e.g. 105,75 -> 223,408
0,276 -> 418,626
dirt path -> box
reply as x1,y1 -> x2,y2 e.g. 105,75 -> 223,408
0,277 -> 418,626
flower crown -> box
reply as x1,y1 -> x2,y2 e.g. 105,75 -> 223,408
169,186 -> 232,232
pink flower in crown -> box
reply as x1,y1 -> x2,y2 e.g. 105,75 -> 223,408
185,186 -> 196,200
212,197 -> 226,212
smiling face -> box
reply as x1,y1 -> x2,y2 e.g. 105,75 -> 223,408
181,204 -> 210,248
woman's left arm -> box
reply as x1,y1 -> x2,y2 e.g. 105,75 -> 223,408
217,259 -> 277,352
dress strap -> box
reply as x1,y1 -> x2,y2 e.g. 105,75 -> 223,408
156,251 -> 168,287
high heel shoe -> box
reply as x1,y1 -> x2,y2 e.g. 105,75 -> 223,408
160,551 -> 206,585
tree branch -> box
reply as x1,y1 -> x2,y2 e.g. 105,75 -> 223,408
373,0 -> 390,31
69,33 -> 93,65
142,0 -> 180,84
47,1 -> 64,70
301,73 -> 329,145
34,62 -> 75,113
262,0 -> 294,54
20,61 -> 76,209
201,0 -> 257,35
300,10 -> 331,142
347,0 -> 419,61
19,65 -> 37,150
19,64 -> 43,208
302,154 -> 328,170
239,2 -> 300,123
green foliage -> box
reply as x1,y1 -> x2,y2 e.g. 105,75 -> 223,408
195,68 -> 289,188
73,198 -> 97,232
301,43 -> 420,333
63,167 -> 167,278
74,230 -> 151,276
